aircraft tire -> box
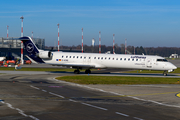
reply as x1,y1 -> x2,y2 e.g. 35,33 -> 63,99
85,69 -> 91,74
163,71 -> 167,76
74,70 -> 80,74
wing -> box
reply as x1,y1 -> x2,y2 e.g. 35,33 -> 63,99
48,62 -> 106,69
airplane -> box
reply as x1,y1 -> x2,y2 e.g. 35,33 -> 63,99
19,36 -> 177,76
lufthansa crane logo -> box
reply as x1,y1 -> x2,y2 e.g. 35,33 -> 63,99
26,43 -> 34,53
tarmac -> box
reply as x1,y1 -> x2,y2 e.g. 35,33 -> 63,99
0,59 -> 180,119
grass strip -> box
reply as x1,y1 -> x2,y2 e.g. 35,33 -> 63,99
56,76 -> 180,84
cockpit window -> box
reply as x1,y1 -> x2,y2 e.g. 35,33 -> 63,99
157,59 -> 168,62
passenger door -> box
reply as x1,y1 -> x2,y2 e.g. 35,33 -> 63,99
146,59 -> 152,68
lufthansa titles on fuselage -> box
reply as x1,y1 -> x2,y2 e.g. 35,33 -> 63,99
131,56 -> 146,59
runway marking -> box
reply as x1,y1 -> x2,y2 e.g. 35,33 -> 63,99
69,99 -> 77,102
30,85 -> 40,90
48,86 -> 62,88
53,78 -> 180,109
82,91 -> 180,99
129,91 -> 180,97
42,89 -> 47,92
175,93 -> 180,98
49,92 -> 65,98
81,102 -> 108,111
0,100 -> 39,120
29,85 -> 109,112
115,112 -> 129,117
30,85 -> 65,98
133,117 -> 144,120
29,115 -> 40,120
16,108 -> 28,117
0,99 -> 5,104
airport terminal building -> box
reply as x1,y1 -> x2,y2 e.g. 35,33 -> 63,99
0,37 -> 45,60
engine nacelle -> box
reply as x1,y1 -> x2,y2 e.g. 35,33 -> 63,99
37,51 -> 52,59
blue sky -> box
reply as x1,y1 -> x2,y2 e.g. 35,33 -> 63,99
0,0 -> 180,47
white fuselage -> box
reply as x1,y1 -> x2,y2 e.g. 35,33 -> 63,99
43,52 -> 177,72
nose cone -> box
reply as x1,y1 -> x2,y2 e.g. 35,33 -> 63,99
172,64 -> 177,70
169,63 -> 177,70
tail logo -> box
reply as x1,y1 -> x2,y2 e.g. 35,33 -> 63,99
26,43 -> 34,53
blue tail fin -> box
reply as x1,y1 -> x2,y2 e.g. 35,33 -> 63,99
19,36 -> 44,63
19,36 -> 39,54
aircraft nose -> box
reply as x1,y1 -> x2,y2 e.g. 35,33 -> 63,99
170,63 -> 177,70
173,65 -> 177,70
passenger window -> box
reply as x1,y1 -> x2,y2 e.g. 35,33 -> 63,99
89,57 -> 91,59
132,59 -> 134,61
73,56 -> 75,58
66,56 -> 68,58
98,57 -> 100,59
120,58 -> 122,60
136,59 -> 138,61
128,58 -> 130,61
62,56 -> 64,58
109,57 -> 111,60
105,57 -> 107,60
80,56 -> 82,59
94,57 -> 96,59
116,58 -> 118,60
113,58 -> 114,60
124,58 -> 126,61
77,56 -> 79,58
69,56 -> 71,58
101,57 -> 103,60
84,57 -> 86,59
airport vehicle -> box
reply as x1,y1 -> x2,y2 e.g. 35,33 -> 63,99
24,60 -> 32,64
6,60 -> 15,65
19,36 -> 177,76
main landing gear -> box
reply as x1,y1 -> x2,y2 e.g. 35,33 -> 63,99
74,69 -> 80,74
85,69 -> 91,74
163,70 -> 168,76
73,69 -> 91,74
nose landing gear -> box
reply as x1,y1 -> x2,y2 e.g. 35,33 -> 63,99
163,70 -> 168,76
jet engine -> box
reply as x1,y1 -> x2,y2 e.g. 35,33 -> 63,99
37,51 -> 52,59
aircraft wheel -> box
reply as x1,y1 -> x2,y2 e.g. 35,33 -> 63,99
163,71 -> 167,76
85,69 -> 91,74
163,73 -> 167,76
74,70 -> 80,74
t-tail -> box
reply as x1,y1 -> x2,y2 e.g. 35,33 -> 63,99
19,36 -> 50,63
